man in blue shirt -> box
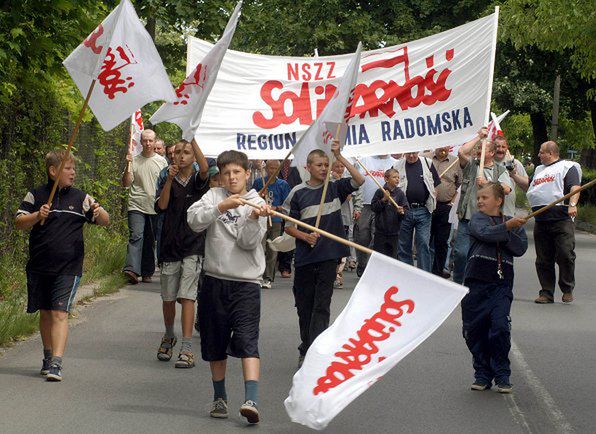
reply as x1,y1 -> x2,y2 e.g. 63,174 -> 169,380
252,160 -> 291,289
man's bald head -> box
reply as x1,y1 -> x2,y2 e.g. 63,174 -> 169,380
539,141 -> 560,165
140,129 -> 157,156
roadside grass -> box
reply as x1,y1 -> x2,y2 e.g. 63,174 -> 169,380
577,204 -> 596,226
0,226 -> 127,347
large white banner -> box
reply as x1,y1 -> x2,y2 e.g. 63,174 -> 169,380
188,11 -> 498,159
284,252 -> 468,430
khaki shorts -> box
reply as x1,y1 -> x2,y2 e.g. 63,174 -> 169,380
160,255 -> 201,302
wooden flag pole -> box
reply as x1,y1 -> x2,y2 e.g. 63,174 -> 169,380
524,179 -> 595,220
314,124 -> 343,229
439,157 -> 460,178
126,117 -> 134,173
259,147 -> 293,196
41,79 -> 96,225
478,139 -> 487,175
353,157 -> 403,213
260,167 -> 273,227
239,199 -> 374,256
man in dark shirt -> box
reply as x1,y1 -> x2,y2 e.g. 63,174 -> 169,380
394,152 -> 441,272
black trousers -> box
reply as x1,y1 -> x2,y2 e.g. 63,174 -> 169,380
461,279 -> 513,384
373,232 -> 399,259
534,219 -> 576,298
278,221 -> 294,273
293,260 -> 337,356
430,202 -> 452,276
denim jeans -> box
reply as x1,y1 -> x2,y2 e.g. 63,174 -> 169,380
397,207 -> 432,272
123,211 -> 157,277
452,219 -> 470,284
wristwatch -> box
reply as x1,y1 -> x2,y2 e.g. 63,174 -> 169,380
569,202 -> 577,207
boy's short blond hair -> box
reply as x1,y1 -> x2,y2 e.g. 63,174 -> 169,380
306,149 -> 328,165
45,150 -> 75,175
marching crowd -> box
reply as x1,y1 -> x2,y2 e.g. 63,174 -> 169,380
14,126 -> 583,424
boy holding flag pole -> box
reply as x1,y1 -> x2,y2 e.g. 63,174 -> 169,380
283,140 -> 364,367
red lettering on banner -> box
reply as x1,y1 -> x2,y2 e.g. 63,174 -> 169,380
287,62 -> 337,81
173,64 -> 208,105
253,81 -> 317,128
312,286 -> 415,395
98,45 -> 138,100
256,47 -> 455,129
83,24 -> 104,54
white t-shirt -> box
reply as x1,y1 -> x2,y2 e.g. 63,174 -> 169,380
128,153 -> 168,214
356,156 -> 397,204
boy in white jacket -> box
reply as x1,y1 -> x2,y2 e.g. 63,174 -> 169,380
187,150 -> 271,424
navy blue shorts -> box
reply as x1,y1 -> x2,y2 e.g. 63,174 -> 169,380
198,275 -> 260,361
27,272 -> 81,313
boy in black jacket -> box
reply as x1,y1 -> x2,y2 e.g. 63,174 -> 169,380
462,183 -> 527,394
15,150 -> 110,381
371,168 -> 408,258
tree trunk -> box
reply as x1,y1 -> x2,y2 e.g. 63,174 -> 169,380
146,16 -> 156,41
581,99 -> 596,169
530,112 -> 548,165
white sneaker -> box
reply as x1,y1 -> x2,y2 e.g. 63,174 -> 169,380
261,280 -> 272,289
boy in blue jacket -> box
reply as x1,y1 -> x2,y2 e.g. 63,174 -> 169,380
462,183 -> 527,393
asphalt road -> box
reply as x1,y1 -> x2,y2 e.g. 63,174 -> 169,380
1,222 -> 594,433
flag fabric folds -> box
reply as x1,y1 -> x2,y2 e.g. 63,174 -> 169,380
130,110 -> 144,156
290,43 -> 362,168
150,1 -> 243,141
284,252 -> 468,430
63,0 -> 176,131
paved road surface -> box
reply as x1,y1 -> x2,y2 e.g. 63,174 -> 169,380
1,222 -> 594,433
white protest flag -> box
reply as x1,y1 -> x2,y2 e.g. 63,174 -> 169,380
130,110 -> 144,156
290,43 -> 362,167
285,252 -> 468,430
150,1 -> 242,141
63,0 -> 176,131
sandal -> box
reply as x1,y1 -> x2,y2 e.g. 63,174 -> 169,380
174,351 -> 195,368
157,336 -> 177,361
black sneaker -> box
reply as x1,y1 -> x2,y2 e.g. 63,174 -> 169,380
356,266 -> 364,277
46,363 -> 63,382
210,398 -> 228,419
40,358 -> 51,376
240,400 -> 260,424
496,382 -> 513,393
470,380 -> 491,391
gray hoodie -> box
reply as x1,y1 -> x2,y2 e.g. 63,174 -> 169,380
187,188 -> 267,283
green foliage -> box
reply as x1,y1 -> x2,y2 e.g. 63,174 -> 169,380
501,0 -> 596,83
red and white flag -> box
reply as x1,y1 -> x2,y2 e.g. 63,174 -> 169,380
150,1 -> 242,141
129,110 -> 144,156
284,252 -> 468,430
63,0 -> 176,131
449,109 -> 509,155
291,43 -> 362,167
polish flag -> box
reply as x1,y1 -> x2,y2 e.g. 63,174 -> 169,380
63,0 -> 176,131
285,252 -> 468,430
291,43 -> 363,167
449,109 -> 510,155
150,1 -> 242,141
